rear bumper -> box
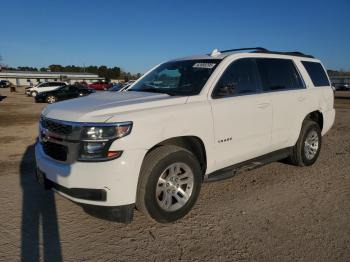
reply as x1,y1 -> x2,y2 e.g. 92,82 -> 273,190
322,108 -> 336,135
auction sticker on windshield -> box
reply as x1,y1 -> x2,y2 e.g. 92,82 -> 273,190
193,63 -> 216,69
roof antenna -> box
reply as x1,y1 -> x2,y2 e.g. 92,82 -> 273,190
210,48 -> 221,57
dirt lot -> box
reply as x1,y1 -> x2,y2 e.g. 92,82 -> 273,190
0,88 -> 349,262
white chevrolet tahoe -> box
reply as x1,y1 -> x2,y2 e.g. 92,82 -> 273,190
35,47 -> 335,223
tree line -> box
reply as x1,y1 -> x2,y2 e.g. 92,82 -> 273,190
2,64 -> 141,81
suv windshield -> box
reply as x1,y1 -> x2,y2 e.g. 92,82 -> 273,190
129,59 -> 221,96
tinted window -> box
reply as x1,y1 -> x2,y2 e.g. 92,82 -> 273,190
256,58 -> 304,91
68,86 -> 77,92
213,58 -> 261,98
302,61 -> 330,87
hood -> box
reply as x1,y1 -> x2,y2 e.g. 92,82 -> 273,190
42,91 -> 188,122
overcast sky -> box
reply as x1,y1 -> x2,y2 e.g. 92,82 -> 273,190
1,0 -> 350,73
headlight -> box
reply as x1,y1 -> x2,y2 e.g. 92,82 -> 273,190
79,122 -> 132,161
82,122 -> 132,140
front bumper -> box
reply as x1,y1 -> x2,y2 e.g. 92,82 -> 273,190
35,141 -> 146,207
36,168 -> 134,222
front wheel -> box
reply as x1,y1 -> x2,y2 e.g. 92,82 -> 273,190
136,145 -> 202,223
288,120 -> 322,166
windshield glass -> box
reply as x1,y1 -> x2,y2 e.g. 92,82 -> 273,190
129,59 -> 220,96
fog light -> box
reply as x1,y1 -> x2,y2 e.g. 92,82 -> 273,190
84,142 -> 106,154
79,141 -> 122,161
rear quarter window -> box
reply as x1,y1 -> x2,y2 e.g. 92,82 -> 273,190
256,58 -> 305,91
301,61 -> 330,87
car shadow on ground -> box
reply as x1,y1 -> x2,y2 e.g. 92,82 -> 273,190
20,144 -> 63,262
0,95 -> 7,101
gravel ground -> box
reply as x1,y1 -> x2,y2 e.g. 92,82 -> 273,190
0,88 -> 349,262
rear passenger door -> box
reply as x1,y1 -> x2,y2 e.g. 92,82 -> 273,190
210,58 -> 273,169
255,58 -> 308,150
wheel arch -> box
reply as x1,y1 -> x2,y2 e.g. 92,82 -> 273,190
145,136 -> 207,177
304,110 -> 324,131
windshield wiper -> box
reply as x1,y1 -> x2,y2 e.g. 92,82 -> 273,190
131,86 -> 175,96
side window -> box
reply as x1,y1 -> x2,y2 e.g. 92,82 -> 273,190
301,61 -> 330,87
212,58 -> 261,98
68,86 -> 77,92
61,86 -> 69,92
40,83 -> 49,87
256,58 -> 304,91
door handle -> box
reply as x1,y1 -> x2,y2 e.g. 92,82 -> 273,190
298,96 -> 306,102
258,103 -> 270,109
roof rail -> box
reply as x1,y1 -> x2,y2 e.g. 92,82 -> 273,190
253,50 -> 314,58
209,47 -> 314,58
219,47 -> 268,53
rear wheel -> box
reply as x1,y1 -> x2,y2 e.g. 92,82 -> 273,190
136,145 -> 202,223
288,120 -> 322,166
46,95 -> 57,104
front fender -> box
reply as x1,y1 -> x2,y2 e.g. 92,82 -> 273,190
108,101 -> 217,173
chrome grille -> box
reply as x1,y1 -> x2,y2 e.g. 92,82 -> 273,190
39,117 -> 81,163
41,118 -> 73,135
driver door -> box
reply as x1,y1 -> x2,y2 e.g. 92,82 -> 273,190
210,58 -> 272,169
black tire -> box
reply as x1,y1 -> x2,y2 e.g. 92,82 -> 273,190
30,91 -> 38,97
288,120 -> 322,166
46,95 -> 57,104
136,145 -> 202,223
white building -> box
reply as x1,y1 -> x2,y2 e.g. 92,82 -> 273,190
0,70 -> 104,86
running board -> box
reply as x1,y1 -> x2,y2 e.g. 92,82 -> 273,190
205,147 -> 292,182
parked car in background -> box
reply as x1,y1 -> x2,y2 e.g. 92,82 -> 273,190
75,81 -> 88,87
0,80 -> 11,88
122,82 -> 134,90
26,81 -> 67,97
35,85 -> 95,103
88,81 -> 112,91
335,84 -> 349,91
108,83 -> 128,92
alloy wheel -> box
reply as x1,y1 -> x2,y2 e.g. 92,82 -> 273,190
304,130 -> 319,160
156,162 -> 194,212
